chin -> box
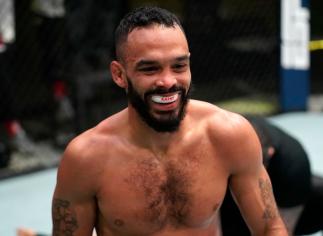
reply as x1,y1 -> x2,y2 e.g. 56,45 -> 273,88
147,110 -> 184,133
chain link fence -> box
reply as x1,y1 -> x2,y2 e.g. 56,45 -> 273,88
0,0 -> 322,140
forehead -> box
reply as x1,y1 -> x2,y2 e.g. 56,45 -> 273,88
122,25 -> 189,63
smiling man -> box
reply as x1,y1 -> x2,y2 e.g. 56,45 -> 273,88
112,15 -> 191,133
52,6 -> 288,236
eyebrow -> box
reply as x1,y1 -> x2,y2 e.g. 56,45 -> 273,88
136,60 -> 157,68
135,54 -> 190,68
174,55 -> 190,62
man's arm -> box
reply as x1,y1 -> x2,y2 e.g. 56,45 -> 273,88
227,117 -> 288,236
52,138 -> 97,236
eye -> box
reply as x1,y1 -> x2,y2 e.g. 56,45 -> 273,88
172,63 -> 187,72
138,66 -> 159,74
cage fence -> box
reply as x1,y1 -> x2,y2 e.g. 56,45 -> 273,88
0,0 -> 321,139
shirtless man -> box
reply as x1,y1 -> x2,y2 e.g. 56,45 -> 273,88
52,6 -> 288,236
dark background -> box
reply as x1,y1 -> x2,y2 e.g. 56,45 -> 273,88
1,0 -> 322,138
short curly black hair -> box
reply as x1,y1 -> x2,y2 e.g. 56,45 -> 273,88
114,6 -> 185,60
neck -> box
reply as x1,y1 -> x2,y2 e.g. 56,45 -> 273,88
127,107 -> 185,154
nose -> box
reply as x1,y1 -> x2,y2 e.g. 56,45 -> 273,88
155,70 -> 177,89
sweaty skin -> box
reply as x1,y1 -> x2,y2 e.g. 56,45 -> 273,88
52,24 -> 287,236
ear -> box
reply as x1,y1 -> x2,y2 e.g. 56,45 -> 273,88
110,60 -> 127,88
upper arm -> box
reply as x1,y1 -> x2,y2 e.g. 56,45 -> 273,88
226,116 -> 287,235
52,139 -> 97,236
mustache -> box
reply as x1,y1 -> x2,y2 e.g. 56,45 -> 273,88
144,85 -> 185,97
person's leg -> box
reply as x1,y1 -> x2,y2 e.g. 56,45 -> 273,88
0,45 -> 16,123
0,45 -> 36,154
294,175 -> 323,235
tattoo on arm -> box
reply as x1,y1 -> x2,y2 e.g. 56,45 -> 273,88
258,178 -> 278,220
52,198 -> 78,236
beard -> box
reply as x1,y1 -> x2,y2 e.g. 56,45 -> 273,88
126,78 -> 191,133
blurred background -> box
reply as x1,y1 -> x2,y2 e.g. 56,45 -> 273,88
0,0 -> 321,177
0,0 -> 322,235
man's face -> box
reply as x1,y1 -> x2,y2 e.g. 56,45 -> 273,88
127,77 -> 191,132
118,24 -> 191,132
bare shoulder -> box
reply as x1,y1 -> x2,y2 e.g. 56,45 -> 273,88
62,119 -> 118,165
189,100 -> 262,171
56,110 -> 128,193
189,100 -> 252,135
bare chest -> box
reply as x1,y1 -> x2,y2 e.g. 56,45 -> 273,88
96,150 -> 228,235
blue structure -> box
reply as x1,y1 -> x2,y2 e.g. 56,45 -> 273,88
280,0 -> 310,111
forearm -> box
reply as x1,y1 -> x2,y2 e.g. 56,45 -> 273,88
233,175 -> 288,236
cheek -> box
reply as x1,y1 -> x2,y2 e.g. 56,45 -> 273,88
179,70 -> 191,83
129,80 -> 149,99
134,83 -> 148,95
180,74 -> 191,91
133,78 -> 155,94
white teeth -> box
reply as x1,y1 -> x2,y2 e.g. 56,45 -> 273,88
151,93 -> 179,104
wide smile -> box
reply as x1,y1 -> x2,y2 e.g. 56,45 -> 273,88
151,93 -> 179,104
149,92 -> 181,111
